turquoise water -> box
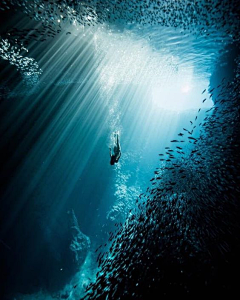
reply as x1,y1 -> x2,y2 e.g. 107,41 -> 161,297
0,1 -> 240,299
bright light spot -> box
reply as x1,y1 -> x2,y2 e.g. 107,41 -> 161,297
57,19 -> 61,23
152,79 -> 213,111
181,85 -> 191,93
91,26 -> 214,111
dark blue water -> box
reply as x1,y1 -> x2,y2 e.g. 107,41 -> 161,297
0,1 -> 240,299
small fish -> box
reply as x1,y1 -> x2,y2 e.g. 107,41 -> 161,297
191,149 -> 198,153
188,137 -> 197,141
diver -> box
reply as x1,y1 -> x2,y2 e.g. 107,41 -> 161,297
109,132 -> 121,165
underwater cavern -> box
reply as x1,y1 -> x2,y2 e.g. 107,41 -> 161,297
0,0 -> 240,299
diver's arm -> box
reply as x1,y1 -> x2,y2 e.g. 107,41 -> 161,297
117,151 -> 121,160
116,151 -> 121,162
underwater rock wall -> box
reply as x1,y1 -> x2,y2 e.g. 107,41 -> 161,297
70,210 -> 91,266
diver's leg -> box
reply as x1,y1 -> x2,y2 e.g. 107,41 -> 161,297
116,133 -> 119,146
